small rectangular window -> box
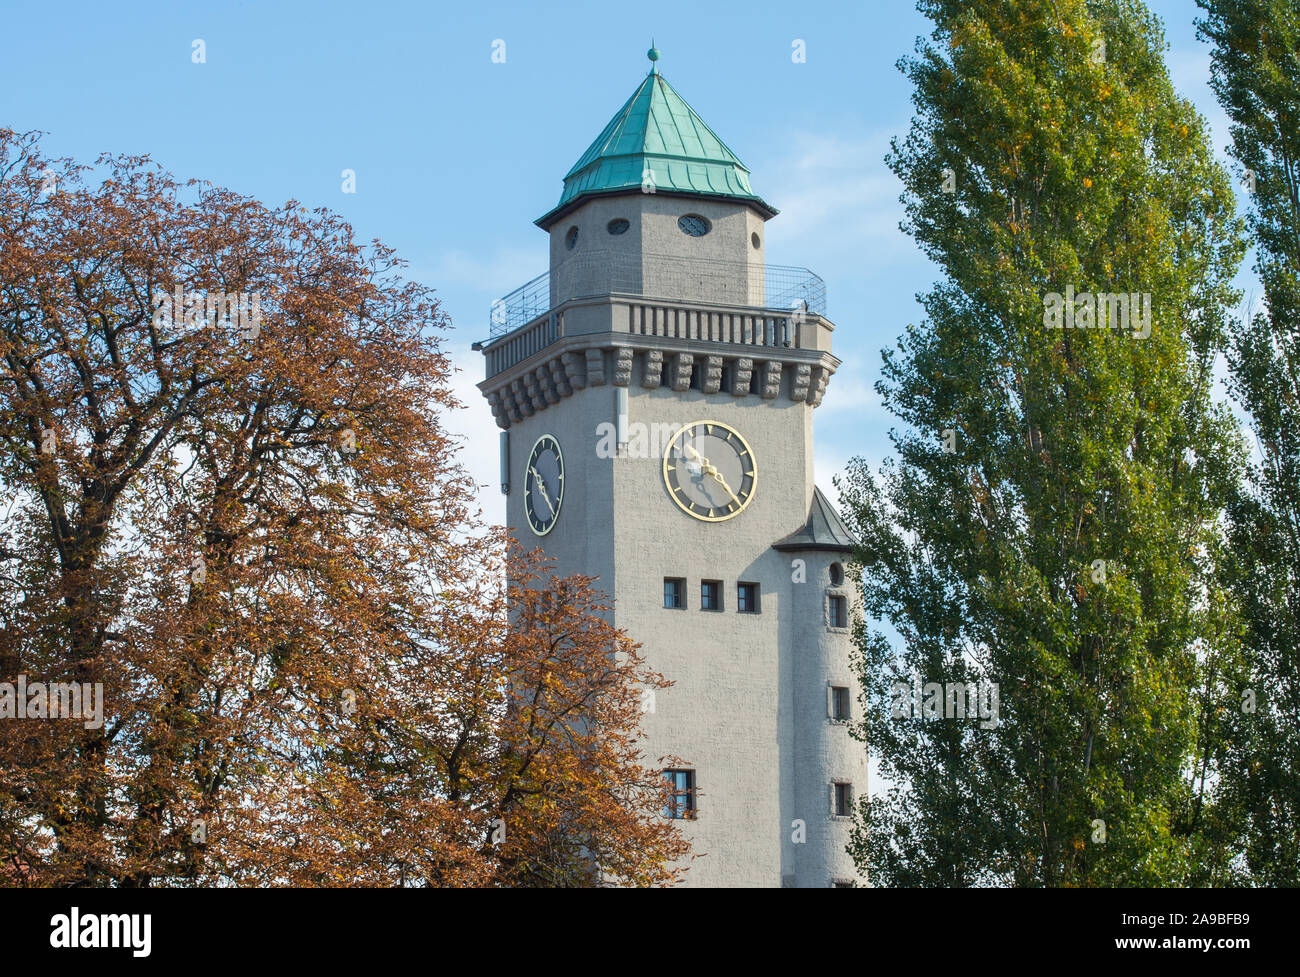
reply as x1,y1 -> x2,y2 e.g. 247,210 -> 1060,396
701,580 -> 721,611
834,782 -> 853,818
664,577 -> 685,609
831,686 -> 851,722
829,594 -> 848,628
737,582 -> 760,613
664,769 -> 696,819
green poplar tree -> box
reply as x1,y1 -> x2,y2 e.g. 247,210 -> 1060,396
843,0 -> 1248,886
1198,0 -> 1300,886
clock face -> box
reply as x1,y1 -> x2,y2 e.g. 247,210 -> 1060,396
662,421 -> 757,522
525,434 -> 564,536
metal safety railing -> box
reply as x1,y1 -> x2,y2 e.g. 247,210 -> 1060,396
489,252 -> 825,337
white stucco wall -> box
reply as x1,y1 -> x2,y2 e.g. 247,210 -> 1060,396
488,192 -> 866,888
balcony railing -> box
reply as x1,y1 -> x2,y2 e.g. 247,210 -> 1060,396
489,251 -> 826,337
483,297 -> 814,379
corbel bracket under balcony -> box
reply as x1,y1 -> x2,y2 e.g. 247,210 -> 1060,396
480,334 -> 839,430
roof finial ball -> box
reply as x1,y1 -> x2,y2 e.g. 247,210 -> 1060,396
647,42 -> 660,73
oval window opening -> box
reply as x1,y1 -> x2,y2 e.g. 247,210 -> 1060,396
607,218 -> 630,235
829,563 -> 845,586
678,214 -> 711,237
751,231 -> 761,248
565,226 -> 579,250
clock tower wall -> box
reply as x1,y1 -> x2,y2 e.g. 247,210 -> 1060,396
478,52 -> 868,887
781,550 -> 869,887
502,388 -> 616,611
608,382 -> 812,887
548,194 -> 767,311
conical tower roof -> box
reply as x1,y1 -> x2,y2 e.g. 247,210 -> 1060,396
537,50 -> 777,228
772,487 -> 858,553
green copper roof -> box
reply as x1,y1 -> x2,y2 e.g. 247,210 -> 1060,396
537,60 -> 776,228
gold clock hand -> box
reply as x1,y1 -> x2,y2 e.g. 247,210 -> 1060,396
529,466 -> 557,517
683,442 -> 713,470
683,439 -> 743,507
709,470 -> 742,507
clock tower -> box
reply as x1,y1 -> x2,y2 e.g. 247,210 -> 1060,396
477,48 -> 868,887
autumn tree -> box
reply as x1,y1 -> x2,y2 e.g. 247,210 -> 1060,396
1198,0 -> 1300,886
341,546 -> 691,889
0,129 -> 687,887
842,0 -> 1248,885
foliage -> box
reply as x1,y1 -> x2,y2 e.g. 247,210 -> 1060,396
0,130 -> 687,887
1198,0 -> 1300,886
843,0 -> 1249,886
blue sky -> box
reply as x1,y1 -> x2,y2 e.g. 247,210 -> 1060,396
1,0 -> 1250,529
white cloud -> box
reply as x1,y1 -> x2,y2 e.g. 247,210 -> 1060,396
444,342 -> 507,530
416,245 -> 545,298
816,361 -> 882,418
758,128 -> 910,266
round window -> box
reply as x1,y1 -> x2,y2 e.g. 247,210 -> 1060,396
751,231 -> 761,249
678,214 -> 711,237
565,226 -> 579,250
829,563 -> 845,586
607,218 -> 630,235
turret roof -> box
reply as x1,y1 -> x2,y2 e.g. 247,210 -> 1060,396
537,51 -> 777,228
772,487 -> 858,553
